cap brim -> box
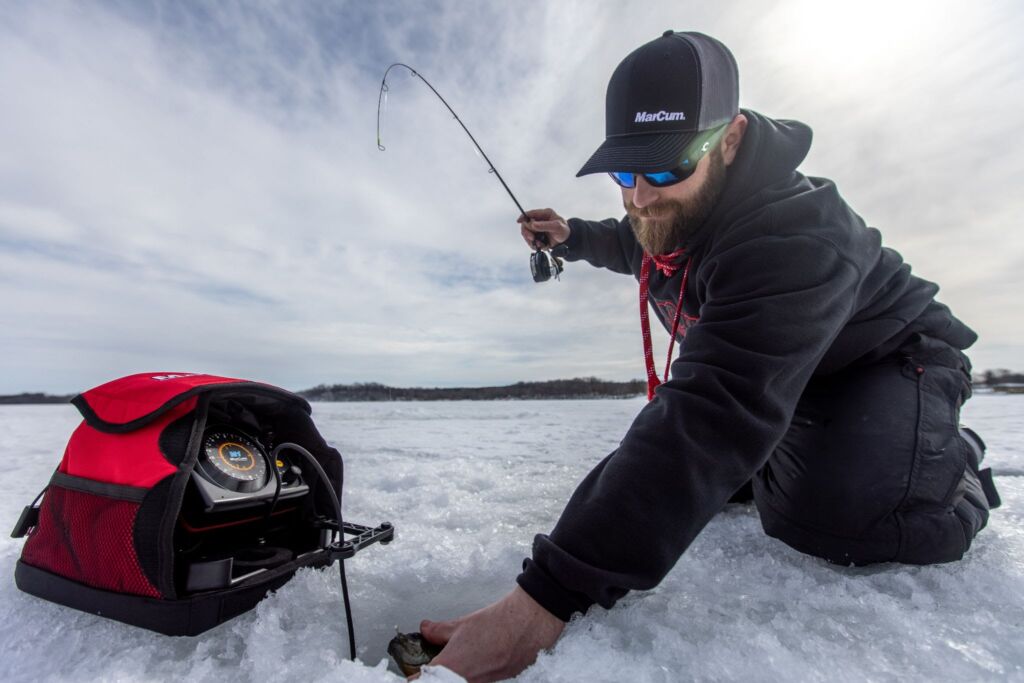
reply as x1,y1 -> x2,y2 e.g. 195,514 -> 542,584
576,131 -> 698,177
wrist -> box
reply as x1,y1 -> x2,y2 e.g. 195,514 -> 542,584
511,585 -> 565,648
514,585 -> 564,625
558,218 -> 588,259
516,556 -> 587,622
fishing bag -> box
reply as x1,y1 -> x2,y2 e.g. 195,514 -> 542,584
11,372 -> 391,637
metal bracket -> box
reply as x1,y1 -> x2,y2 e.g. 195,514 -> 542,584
315,520 -> 394,560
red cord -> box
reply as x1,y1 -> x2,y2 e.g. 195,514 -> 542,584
639,250 -> 691,400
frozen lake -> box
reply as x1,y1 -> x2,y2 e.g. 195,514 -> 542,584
1,394 -> 1021,681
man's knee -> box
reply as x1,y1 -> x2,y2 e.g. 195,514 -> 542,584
754,463 -> 993,566
752,349 -> 997,566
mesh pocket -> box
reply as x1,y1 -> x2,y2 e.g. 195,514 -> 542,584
22,486 -> 161,598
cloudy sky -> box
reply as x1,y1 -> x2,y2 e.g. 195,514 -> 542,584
1,0 -> 1021,394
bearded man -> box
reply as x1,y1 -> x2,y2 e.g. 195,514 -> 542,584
416,30 -> 1001,682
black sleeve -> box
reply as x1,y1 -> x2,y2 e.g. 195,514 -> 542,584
517,234 -> 862,621
556,216 -> 640,275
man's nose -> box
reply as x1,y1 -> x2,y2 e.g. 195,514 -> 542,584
631,175 -> 659,208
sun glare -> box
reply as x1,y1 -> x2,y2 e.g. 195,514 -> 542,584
773,0 -> 945,78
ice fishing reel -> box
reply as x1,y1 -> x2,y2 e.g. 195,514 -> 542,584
528,231 -> 564,283
530,249 -> 563,283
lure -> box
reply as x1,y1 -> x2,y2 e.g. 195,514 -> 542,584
387,629 -> 443,677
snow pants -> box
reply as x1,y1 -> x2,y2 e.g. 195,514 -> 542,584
742,333 -> 1001,566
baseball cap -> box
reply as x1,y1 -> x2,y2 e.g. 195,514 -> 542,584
577,30 -> 739,176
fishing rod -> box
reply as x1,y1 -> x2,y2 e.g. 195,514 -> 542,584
376,63 -> 562,282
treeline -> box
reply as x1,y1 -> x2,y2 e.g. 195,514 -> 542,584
298,377 -> 646,402
0,392 -> 74,405
5,370 -> 1023,404
979,369 -> 1024,394
0,379 -> 644,404
978,369 -> 1024,386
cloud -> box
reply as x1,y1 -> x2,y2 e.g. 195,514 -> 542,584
0,0 -> 1021,393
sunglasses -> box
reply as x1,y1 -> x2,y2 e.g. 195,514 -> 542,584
608,124 -> 728,189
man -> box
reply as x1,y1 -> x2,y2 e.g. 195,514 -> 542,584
417,31 -> 1001,681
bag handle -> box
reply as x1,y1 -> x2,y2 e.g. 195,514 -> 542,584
10,486 -> 47,538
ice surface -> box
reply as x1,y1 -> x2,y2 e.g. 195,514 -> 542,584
0,395 -> 1021,681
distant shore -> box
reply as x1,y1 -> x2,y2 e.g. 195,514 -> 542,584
297,378 -> 646,401
0,378 -> 646,404
0,393 -> 75,405
5,374 -> 1022,404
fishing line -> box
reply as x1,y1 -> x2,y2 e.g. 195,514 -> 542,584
376,63 -> 563,281
377,63 -> 528,218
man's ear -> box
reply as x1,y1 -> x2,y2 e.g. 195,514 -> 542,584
721,114 -> 748,166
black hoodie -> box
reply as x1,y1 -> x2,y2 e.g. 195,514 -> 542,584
515,110 -> 977,621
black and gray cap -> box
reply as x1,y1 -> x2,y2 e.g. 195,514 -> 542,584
577,30 -> 739,176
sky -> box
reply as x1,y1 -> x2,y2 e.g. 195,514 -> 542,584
1,0 -> 1022,394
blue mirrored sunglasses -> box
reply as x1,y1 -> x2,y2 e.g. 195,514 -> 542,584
608,124 -> 728,189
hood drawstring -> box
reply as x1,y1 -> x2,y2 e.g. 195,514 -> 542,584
639,249 -> 691,400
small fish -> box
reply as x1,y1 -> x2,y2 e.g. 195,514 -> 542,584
387,629 -> 444,677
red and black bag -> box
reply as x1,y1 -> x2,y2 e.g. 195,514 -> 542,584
12,372 -> 392,638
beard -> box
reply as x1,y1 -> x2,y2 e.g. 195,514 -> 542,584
625,146 -> 727,255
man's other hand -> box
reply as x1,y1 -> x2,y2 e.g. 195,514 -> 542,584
519,209 -> 570,250
414,586 -> 566,682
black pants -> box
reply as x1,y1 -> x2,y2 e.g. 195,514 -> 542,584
736,334 -> 1000,566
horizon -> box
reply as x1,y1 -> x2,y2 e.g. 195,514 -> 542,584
2,1 -> 1022,394
5,369 -> 1024,398
4,375 -> 647,396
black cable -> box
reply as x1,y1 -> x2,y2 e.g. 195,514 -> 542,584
271,443 -> 357,661
262,449 -> 283,530
338,558 -> 355,660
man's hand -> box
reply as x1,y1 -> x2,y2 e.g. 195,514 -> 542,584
414,586 -> 566,682
518,209 -> 570,250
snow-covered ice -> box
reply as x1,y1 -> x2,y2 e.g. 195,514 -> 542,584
1,394 -> 1021,681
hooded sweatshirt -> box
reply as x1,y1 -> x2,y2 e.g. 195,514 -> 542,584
515,109 -> 977,621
